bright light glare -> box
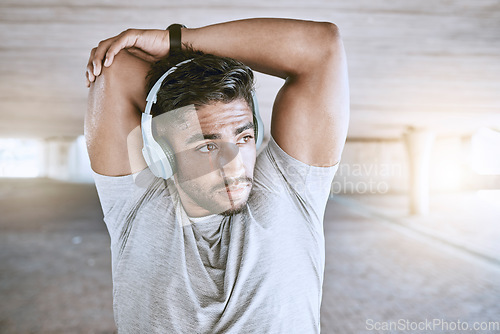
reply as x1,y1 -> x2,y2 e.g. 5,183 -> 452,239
470,127 -> 500,175
0,138 -> 42,177
429,137 -> 463,192
476,189 -> 500,206
431,161 -> 462,191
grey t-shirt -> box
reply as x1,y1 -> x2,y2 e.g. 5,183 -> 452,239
92,136 -> 338,333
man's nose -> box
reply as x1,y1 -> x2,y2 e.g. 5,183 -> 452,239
217,142 -> 245,177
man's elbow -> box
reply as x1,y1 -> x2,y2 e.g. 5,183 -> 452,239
317,22 -> 343,61
296,22 -> 342,74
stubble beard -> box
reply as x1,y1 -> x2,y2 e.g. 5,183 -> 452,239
177,175 -> 253,216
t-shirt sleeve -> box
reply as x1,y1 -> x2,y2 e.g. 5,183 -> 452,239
92,170 -> 137,217
91,167 -> 160,233
253,136 -> 339,222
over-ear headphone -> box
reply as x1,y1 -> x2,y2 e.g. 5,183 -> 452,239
141,58 -> 264,179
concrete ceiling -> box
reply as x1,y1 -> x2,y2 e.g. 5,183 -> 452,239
1,0 -> 499,139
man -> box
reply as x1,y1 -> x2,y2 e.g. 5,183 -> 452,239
85,18 -> 349,333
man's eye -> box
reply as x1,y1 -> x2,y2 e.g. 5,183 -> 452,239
197,143 -> 218,153
239,135 -> 254,144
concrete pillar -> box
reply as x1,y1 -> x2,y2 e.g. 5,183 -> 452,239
44,136 -> 77,181
403,127 -> 435,215
67,135 -> 94,182
43,136 -> 92,183
38,139 -> 51,178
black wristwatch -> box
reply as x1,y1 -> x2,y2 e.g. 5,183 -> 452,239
167,24 -> 186,54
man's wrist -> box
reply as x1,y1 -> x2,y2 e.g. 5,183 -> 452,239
167,24 -> 186,54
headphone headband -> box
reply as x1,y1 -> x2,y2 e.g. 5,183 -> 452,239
145,58 -> 194,116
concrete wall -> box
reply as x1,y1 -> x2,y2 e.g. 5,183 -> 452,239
333,139 -> 408,195
333,133 -> 494,195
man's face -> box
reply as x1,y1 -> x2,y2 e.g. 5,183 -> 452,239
155,99 -> 257,217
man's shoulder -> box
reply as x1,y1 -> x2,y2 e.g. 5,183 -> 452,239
92,168 -> 172,218
255,135 -> 338,197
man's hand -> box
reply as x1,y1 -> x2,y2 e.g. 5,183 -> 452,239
85,29 -> 170,87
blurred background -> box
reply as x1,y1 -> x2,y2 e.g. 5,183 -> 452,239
1,0 -> 499,333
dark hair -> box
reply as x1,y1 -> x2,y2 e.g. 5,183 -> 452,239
146,47 -> 255,118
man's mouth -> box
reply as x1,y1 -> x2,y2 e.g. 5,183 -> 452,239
218,182 -> 251,200
227,183 -> 250,192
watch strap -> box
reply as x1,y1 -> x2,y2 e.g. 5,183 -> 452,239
167,23 -> 185,54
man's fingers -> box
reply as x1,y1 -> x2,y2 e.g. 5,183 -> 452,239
104,30 -> 140,68
85,29 -> 145,84
92,39 -> 113,76
86,69 -> 94,86
85,47 -> 97,86
86,66 -> 95,82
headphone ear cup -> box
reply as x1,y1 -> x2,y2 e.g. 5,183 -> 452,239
141,113 -> 176,179
142,144 -> 174,179
142,145 -> 163,178
154,136 -> 177,175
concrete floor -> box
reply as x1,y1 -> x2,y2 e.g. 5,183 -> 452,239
323,197 -> 500,333
1,179 -> 500,333
0,179 -> 115,334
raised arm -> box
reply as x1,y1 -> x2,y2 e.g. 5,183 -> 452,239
85,51 -> 150,176
185,19 -> 349,167
86,18 -> 349,173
